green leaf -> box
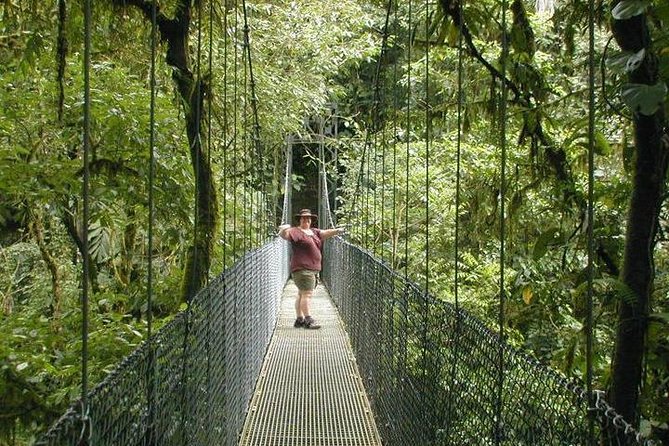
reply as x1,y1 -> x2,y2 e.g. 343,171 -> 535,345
533,228 -> 561,261
594,131 -> 612,156
611,1 -> 649,20
621,82 -> 668,116
606,52 -> 630,74
649,313 -> 669,324
593,278 -> 638,306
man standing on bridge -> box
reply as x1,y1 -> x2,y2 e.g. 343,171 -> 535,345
278,209 -> 345,329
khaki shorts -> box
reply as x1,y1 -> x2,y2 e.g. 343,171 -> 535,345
292,269 -> 319,291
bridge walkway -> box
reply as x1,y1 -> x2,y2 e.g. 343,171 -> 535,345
239,281 -> 381,446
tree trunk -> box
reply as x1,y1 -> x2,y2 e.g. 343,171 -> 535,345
178,75 -> 218,301
60,203 -> 99,292
29,209 -> 63,329
122,0 -> 219,301
609,4 -> 668,431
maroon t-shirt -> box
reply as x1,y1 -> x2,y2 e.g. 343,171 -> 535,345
287,228 -> 323,272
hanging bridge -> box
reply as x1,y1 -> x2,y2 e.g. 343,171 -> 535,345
29,0 -> 657,445
37,235 -> 650,446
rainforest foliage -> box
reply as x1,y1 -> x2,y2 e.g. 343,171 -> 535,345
0,0 -> 667,444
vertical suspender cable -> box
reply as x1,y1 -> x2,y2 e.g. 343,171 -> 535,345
81,0 -> 92,440
232,0 -> 239,262
379,0 -> 393,262
422,0 -> 431,436
205,0 -> 215,440
318,119 -> 323,223
496,0 -> 509,442
282,136 -> 293,225
372,112 -> 377,254
180,1 -> 203,442
192,0 -> 202,300
404,0 -> 412,280
349,0 -> 392,246
380,96 -> 386,261
319,118 -> 337,228
240,1 -> 251,413
146,0 -> 157,442
454,0 -> 463,346
365,118 -> 371,248
446,0 -> 464,441
242,6 -> 249,252
423,0 -> 430,297
392,0 -> 399,269
223,2 -> 229,268
319,118 -> 324,224
230,5 -> 240,427
242,0 -> 262,244
586,0 -> 596,441
241,5 -> 248,250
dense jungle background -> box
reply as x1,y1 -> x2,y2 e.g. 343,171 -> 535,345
0,0 -> 667,444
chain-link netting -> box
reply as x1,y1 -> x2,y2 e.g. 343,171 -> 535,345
322,238 -> 653,446
36,239 -> 289,446
36,235 -> 653,446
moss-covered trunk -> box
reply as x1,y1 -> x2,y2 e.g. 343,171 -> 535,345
609,3 -> 668,430
178,74 -> 218,301
124,0 -> 218,301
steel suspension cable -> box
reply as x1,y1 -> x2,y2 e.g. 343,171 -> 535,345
404,0 -> 412,280
446,0 -> 465,441
586,0 -> 596,441
420,0 -> 431,435
392,0 -> 399,268
380,105 -> 386,262
179,2 -> 204,441
496,0 -> 509,442
396,0 -> 413,400
230,4 -> 244,428
232,0 -> 239,262
205,0 -> 215,440
371,112 -> 377,254
423,0 -> 430,298
222,0 -> 229,268
379,0 -> 394,261
318,120 -> 336,229
242,1 -> 263,246
242,6 -> 251,251
146,0 -> 157,442
366,117 -> 371,248
349,0 -> 393,246
191,0 -> 203,301
81,0 -> 92,440
281,136 -> 293,225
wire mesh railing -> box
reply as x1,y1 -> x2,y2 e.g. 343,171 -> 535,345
36,235 -> 652,445
36,239 -> 289,446
322,237 -> 653,446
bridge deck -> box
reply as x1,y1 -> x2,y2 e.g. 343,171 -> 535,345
239,281 -> 381,446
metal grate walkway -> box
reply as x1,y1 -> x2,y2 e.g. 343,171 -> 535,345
239,281 -> 382,446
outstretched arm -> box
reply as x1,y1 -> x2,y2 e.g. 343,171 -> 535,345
320,227 -> 346,240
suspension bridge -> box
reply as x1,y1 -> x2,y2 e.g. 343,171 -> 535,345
34,143 -> 654,445
28,0 -> 657,445
36,232 -> 652,446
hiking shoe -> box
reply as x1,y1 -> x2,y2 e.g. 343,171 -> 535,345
294,317 -> 305,328
303,316 -> 321,330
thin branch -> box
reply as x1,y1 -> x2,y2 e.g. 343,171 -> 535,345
439,0 -> 523,103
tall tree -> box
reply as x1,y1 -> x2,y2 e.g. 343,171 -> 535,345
608,0 -> 668,430
118,0 -> 218,300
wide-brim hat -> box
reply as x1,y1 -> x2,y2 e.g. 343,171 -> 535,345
294,208 -> 318,220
